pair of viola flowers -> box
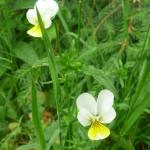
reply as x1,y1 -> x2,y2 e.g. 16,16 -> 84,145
26,0 -> 116,141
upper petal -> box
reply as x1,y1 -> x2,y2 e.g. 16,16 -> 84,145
97,89 -> 114,114
35,0 -> 59,19
44,0 -> 59,18
100,107 -> 116,124
76,93 -> 97,115
77,109 -> 93,127
26,9 -> 37,25
88,121 -> 110,140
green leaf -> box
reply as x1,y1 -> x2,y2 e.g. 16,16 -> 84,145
14,0 -> 35,10
47,24 -> 57,41
0,0 -> 5,5
7,107 -> 17,120
111,131 -> 134,150
36,8 -> 62,149
82,65 -> 118,98
46,122 -> 60,150
121,0 -> 131,40
16,143 -> 39,150
0,57 -> 11,77
0,106 -> 5,121
130,60 -> 150,108
13,42 -> 39,65
120,92 -> 150,136
32,77 -> 45,150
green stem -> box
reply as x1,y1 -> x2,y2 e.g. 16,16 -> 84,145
36,8 -> 63,149
122,0 -> 130,41
32,76 -> 45,150
77,0 -> 82,55
58,10 -> 70,33
58,8 -> 72,48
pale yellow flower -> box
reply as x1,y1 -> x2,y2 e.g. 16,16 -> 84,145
76,89 -> 116,140
26,0 -> 59,37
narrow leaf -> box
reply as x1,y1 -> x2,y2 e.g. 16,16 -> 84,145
32,78 -> 45,150
120,93 -> 150,136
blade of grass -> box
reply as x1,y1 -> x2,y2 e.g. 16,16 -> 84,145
120,24 -> 150,137
130,59 -> 150,108
32,77 -> 45,150
120,24 -> 150,136
58,10 -> 70,33
141,25 -> 150,56
57,6 -> 73,47
128,25 -> 150,110
77,0 -> 82,55
45,122 -> 60,150
120,92 -> 150,136
121,0 -> 130,41
36,8 -> 62,149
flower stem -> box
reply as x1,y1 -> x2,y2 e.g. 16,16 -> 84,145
77,0 -> 82,55
32,74 -> 45,150
36,8 -> 63,150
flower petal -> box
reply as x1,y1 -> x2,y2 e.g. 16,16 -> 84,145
76,93 -> 97,115
26,9 -> 37,25
44,0 -> 59,18
36,0 -> 59,19
88,121 -> 110,140
77,109 -> 93,127
100,107 -> 116,124
27,25 -> 42,37
42,17 -> 52,29
97,89 -> 114,114
27,0 -> 58,28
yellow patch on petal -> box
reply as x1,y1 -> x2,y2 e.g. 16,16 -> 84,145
88,120 -> 110,140
27,25 -> 42,37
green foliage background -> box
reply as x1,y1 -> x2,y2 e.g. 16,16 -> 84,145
0,0 -> 150,149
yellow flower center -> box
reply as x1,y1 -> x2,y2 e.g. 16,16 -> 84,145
88,120 -> 110,140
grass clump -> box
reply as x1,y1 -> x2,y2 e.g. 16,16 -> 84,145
0,0 -> 150,149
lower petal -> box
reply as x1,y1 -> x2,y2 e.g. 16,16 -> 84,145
27,25 -> 42,37
88,121 -> 110,140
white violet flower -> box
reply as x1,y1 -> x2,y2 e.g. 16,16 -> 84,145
26,0 -> 59,37
76,89 -> 116,140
